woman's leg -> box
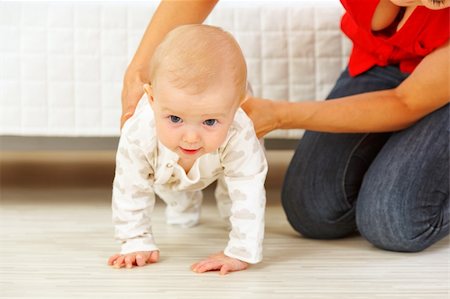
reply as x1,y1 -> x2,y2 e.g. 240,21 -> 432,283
281,66 -> 408,239
356,104 -> 449,252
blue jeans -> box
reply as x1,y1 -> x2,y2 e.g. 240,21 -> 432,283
281,66 -> 449,252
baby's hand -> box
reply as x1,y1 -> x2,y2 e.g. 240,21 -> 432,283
191,251 -> 249,275
108,251 -> 159,269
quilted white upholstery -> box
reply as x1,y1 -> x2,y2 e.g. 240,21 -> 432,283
0,0 -> 350,138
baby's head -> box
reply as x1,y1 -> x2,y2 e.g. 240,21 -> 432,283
144,24 -> 248,162
149,24 -> 247,98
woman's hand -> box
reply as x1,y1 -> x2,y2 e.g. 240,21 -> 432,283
191,252 -> 249,275
119,0 -> 219,129
120,68 -> 147,128
241,96 -> 284,138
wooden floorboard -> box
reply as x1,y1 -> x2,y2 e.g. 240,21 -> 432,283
0,151 -> 448,299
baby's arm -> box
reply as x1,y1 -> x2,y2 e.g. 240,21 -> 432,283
109,131 -> 159,269
192,110 -> 268,274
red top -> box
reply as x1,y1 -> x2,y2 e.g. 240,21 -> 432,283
340,0 -> 450,76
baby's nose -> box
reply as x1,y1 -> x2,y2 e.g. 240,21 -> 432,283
183,129 -> 200,144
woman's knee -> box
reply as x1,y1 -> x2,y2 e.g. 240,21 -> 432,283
281,178 -> 357,239
357,214 -> 442,252
281,130 -> 372,239
355,111 -> 449,252
356,192 -> 449,252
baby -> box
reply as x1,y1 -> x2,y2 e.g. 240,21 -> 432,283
108,24 -> 267,275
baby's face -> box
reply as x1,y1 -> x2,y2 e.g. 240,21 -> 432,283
147,78 -> 242,163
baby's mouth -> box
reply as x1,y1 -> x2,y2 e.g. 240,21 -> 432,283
179,147 -> 201,155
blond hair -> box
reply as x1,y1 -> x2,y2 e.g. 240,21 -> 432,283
149,24 -> 247,99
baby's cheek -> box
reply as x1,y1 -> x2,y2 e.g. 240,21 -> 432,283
205,132 -> 227,152
157,127 -> 178,150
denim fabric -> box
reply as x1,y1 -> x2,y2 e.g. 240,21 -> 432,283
281,66 -> 449,252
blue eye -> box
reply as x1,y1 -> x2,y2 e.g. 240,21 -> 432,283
203,119 -> 217,126
169,115 -> 182,123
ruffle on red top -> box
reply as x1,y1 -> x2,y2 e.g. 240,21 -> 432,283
340,0 -> 449,76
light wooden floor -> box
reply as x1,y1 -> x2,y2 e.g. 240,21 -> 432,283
0,151 -> 448,299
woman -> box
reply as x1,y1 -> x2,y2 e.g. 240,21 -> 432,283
120,0 -> 449,252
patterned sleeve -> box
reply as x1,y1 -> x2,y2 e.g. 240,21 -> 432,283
220,110 -> 268,264
112,132 -> 159,255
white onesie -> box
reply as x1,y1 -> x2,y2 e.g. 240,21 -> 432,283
112,99 -> 268,264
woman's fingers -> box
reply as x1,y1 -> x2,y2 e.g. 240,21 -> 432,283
120,112 -> 134,129
120,83 -> 145,128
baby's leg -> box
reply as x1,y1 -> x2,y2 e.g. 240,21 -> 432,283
215,176 -> 232,225
161,190 -> 202,228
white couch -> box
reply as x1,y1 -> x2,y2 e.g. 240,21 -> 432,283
0,0 -> 350,139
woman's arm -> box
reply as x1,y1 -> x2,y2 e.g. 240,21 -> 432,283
121,0 -> 218,127
243,42 -> 449,137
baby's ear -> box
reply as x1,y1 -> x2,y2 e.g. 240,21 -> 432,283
143,83 -> 154,103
